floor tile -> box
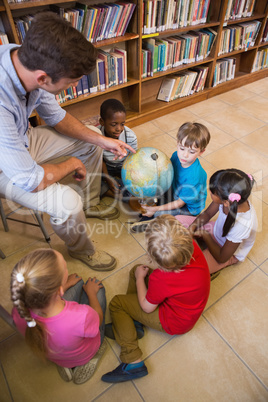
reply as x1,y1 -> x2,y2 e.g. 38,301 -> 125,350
0,367 -> 12,402
242,78 -> 268,94
186,98 -> 229,117
204,141 -> 268,177
0,334 -> 120,402
240,125 -> 268,158
205,257 -> 256,309
247,203 -> 268,267
260,259 -> 268,274
204,106 -> 265,139
135,317 -> 268,402
134,121 -> 165,146
237,96 -> 268,123
204,269 -> 268,388
138,133 -> 177,158
216,86 -> 255,105
94,381 -> 143,401
152,109 -> 197,132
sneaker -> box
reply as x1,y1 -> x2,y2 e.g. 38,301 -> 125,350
56,365 -> 73,382
73,340 -> 107,385
101,362 -> 148,383
130,216 -> 155,233
105,321 -> 144,340
68,250 -> 116,271
210,271 -> 221,281
85,203 -> 120,220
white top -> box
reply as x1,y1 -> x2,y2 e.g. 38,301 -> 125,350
214,200 -> 258,261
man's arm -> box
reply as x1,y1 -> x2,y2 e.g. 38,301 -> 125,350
54,113 -> 136,159
32,156 -> 86,192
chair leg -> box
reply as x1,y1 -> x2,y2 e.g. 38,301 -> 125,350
0,199 -> 9,232
0,304 -> 17,331
34,211 -> 51,244
0,248 -> 6,259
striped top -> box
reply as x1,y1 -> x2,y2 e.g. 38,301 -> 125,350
98,125 -> 138,168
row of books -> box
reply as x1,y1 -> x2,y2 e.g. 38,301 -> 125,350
0,31 -> 9,45
218,20 -> 261,55
262,19 -> 268,43
14,2 -> 135,44
142,28 -> 216,77
56,47 -> 127,104
14,15 -> 33,44
142,0 -> 211,34
212,58 -> 236,86
51,2 -> 136,43
252,47 -> 268,71
224,0 -> 257,21
157,66 -> 208,101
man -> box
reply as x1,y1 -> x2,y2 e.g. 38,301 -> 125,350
0,12 -> 135,271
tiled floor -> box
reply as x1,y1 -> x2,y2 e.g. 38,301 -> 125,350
1,78 -> 268,402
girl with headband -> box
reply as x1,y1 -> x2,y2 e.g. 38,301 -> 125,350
176,169 -> 258,276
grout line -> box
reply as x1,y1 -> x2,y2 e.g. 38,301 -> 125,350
203,265 -> 259,313
0,361 -> 14,402
203,316 -> 268,392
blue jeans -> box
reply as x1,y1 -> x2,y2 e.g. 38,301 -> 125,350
64,279 -> 106,344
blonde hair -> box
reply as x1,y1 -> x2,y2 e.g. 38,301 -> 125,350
177,122 -> 210,151
10,249 -> 63,360
145,215 -> 194,271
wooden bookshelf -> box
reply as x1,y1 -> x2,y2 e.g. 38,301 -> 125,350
1,0 -> 268,127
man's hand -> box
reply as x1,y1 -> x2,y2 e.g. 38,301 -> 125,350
101,136 -> 136,160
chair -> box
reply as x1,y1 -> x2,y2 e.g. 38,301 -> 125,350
0,304 -> 17,330
0,199 -> 51,249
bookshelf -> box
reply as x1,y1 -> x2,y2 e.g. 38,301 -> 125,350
0,0 -> 268,127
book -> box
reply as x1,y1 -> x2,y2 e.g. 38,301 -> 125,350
88,68 -> 98,93
96,58 -> 106,91
81,74 -> 90,94
157,77 -> 176,101
113,47 -> 127,83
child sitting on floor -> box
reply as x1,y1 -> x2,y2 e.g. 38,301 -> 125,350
101,215 -> 210,383
10,248 -> 106,385
98,98 -> 138,199
130,122 -> 210,233
176,168 -> 258,275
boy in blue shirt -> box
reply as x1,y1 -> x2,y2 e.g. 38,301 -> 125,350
130,122 -> 210,232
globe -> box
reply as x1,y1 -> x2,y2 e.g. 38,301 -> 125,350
121,147 -> 174,200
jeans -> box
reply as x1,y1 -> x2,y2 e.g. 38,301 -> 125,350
64,279 -> 106,344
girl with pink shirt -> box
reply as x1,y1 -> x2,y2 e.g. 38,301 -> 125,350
10,248 -> 106,385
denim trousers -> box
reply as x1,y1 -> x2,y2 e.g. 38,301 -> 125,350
64,279 -> 106,344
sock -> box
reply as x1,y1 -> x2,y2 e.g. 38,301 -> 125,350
125,361 -> 144,370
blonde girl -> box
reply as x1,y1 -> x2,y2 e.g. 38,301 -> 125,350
10,248 -> 106,384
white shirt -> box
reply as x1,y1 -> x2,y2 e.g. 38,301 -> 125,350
214,200 -> 258,261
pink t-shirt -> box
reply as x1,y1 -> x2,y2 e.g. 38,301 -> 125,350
12,300 -> 100,368
146,241 -> 210,335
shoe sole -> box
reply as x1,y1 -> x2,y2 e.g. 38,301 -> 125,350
56,366 -> 73,382
73,341 -> 107,384
85,210 -> 120,220
130,224 -> 148,233
101,369 -> 148,383
68,253 -> 117,272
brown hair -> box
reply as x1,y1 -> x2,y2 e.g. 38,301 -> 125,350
177,122 -> 210,151
145,215 -> 194,271
17,12 -> 97,83
10,249 -> 63,360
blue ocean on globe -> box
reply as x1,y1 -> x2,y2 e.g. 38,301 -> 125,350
121,147 -> 174,199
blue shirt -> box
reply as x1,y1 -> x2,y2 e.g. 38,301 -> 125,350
0,44 -> 66,191
171,151 -> 207,215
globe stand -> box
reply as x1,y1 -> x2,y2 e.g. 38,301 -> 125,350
128,197 -> 157,214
